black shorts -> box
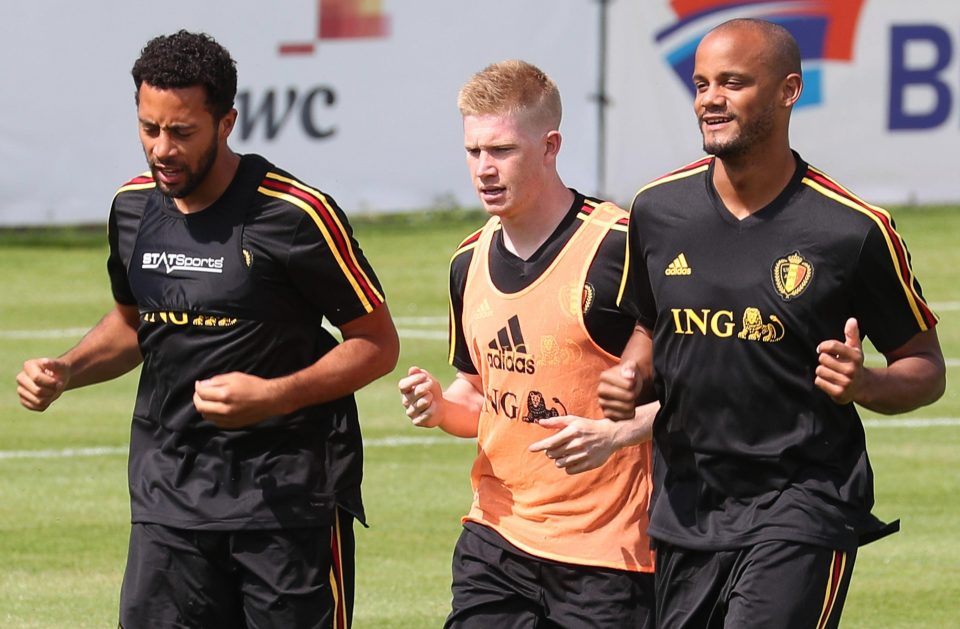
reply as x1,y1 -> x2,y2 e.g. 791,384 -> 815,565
655,540 -> 857,629
445,524 -> 655,629
119,509 -> 355,629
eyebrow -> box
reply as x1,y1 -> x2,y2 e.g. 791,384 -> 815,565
138,118 -> 197,131
692,71 -> 752,82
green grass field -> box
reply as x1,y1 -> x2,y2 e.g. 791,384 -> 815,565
1,206 -> 957,628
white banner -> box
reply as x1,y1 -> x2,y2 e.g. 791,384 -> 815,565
1,1 -> 958,225
0,1 -> 601,225
605,0 -> 960,207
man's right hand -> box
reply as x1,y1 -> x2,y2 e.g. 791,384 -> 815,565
399,366 -> 444,428
598,360 -> 641,421
16,358 -> 71,411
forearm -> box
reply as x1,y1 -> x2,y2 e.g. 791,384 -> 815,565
611,400 -> 658,448
619,324 -> 657,403
432,374 -> 483,438
855,356 -> 946,414
271,321 -> 399,415
62,305 -> 142,390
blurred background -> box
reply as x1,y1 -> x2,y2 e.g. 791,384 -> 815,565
2,0 -> 958,227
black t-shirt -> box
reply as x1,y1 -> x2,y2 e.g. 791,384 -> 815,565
449,191 -> 633,373
107,153 -> 385,529
621,153 -> 938,551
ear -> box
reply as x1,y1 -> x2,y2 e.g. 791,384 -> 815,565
782,73 -> 803,108
544,129 -> 562,160
219,108 -> 238,142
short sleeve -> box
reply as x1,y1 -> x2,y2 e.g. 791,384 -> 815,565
448,247 -> 478,374
584,224 -> 636,356
852,220 -> 937,353
618,196 -> 657,330
107,201 -> 137,306
286,194 -> 386,327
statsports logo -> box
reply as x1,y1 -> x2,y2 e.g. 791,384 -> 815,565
279,0 -> 390,55
142,252 -> 224,275
655,0 -> 867,108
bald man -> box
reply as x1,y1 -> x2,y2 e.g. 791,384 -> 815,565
600,18 -> 945,628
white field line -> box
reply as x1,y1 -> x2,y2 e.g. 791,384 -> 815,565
4,304 -> 959,339
0,435 -> 464,461
0,317 -> 450,341
9,330 -> 960,366
862,417 -> 960,428
0,327 -> 91,340
0,420 -> 955,462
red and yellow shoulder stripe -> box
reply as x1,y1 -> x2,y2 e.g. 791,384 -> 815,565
578,199 -> 629,231
114,172 -> 156,197
802,166 -> 937,330
453,224 -> 485,257
635,156 -> 712,198
257,171 -> 384,313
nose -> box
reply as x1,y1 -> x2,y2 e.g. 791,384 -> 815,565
152,131 -> 178,161
699,84 -> 725,109
475,151 -> 496,179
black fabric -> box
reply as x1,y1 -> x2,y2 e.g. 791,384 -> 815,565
620,153 -> 932,552
119,513 -> 356,629
446,524 -> 655,629
654,540 -> 856,629
449,191 -> 633,374
107,154 -> 381,529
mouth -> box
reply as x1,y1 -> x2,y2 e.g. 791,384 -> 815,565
478,185 -> 506,202
152,163 -> 185,185
701,114 -> 733,129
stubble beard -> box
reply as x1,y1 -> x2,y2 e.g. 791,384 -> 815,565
701,102 -> 777,161
150,138 -> 219,200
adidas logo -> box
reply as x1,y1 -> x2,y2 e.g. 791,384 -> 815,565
474,298 -> 493,320
665,253 -> 692,276
485,315 -> 536,375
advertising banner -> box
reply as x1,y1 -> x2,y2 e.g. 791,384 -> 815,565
1,1 -> 957,225
0,0 -> 601,225
605,0 -> 960,207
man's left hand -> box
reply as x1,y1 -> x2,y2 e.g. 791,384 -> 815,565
193,372 -> 277,429
528,416 -> 619,475
815,318 -> 866,405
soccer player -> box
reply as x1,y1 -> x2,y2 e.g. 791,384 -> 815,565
599,18 -> 946,628
15,30 -> 399,628
398,60 -> 656,628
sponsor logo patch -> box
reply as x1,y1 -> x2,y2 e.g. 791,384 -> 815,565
141,251 -> 224,275
665,253 -> 692,276
738,307 -> 785,342
485,315 -> 536,374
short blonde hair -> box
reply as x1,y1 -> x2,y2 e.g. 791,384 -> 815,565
457,60 -> 562,130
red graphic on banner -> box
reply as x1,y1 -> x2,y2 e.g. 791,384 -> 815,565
279,0 -> 390,55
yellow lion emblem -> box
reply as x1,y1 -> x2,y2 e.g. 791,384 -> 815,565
738,307 -> 785,342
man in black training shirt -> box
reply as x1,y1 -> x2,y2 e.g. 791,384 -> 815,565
599,18 -> 945,629
16,30 -> 399,628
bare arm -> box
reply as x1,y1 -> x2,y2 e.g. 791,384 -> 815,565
816,319 -> 945,414
399,368 -> 484,438
529,400 -> 658,475
193,303 -> 400,428
17,302 -> 142,411
598,323 -> 656,420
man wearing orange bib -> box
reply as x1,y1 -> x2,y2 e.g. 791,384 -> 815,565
399,60 -> 656,628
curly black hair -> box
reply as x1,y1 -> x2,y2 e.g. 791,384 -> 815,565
131,30 -> 237,119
